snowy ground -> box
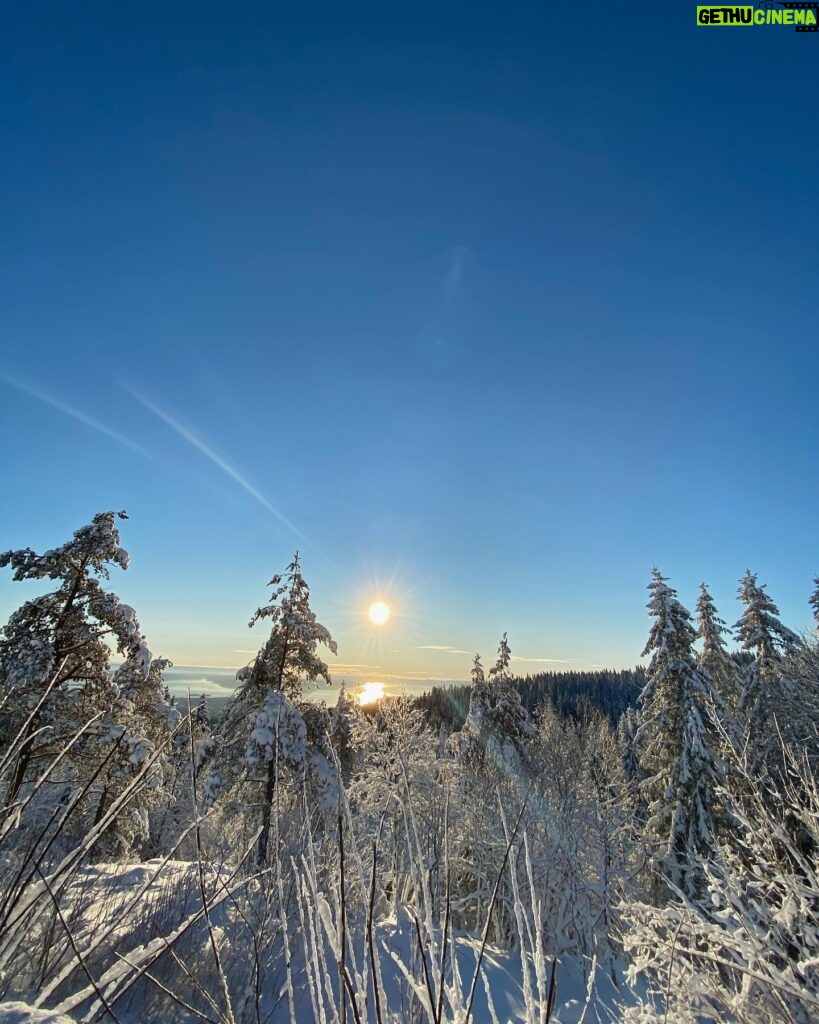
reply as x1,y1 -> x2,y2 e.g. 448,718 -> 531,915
2,861 -> 633,1023
0,1007 -> 77,1024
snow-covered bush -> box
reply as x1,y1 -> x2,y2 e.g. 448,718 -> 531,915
620,738 -> 819,1023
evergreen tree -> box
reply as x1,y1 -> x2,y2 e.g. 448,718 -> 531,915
489,633 -> 533,769
0,512 -> 152,821
195,692 -> 211,732
734,570 -> 801,767
696,583 -> 741,716
488,633 -> 511,685
208,553 -> 337,866
463,653 -> 490,737
450,636 -> 532,780
810,576 -> 819,626
636,569 -> 723,897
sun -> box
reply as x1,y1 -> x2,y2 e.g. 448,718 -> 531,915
359,682 -> 385,706
368,601 -> 390,625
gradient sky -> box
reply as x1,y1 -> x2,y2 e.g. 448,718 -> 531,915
1,3 -> 817,699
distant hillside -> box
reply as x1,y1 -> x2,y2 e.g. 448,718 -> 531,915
415,667 -> 645,734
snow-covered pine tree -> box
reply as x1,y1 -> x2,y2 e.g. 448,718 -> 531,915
465,653 -> 489,738
450,637 -> 532,780
208,553 -> 337,866
734,570 -> 801,770
195,692 -> 211,732
696,583 -> 741,716
636,569 -> 723,898
68,653 -> 180,859
0,512 -> 152,821
810,576 -> 819,626
488,633 -> 533,773
488,632 -> 511,686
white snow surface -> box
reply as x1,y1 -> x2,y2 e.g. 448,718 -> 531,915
0,1005 -> 76,1024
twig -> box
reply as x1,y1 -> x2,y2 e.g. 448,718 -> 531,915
367,840 -> 385,1024
464,791 -> 530,1024
188,692 -> 236,1024
35,866 -> 123,1024
414,913 -> 437,1021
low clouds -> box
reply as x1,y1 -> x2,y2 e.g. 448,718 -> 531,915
511,655 -> 603,667
417,645 -> 470,655
417,646 -> 601,668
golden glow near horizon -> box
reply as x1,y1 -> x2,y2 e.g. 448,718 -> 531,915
368,601 -> 390,625
359,681 -> 385,705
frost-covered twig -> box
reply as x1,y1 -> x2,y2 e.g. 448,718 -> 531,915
464,790 -> 529,1024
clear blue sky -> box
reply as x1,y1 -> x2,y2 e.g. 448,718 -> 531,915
1,3 -> 817,696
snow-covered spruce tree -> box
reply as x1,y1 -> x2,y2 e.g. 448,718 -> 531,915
636,569 -> 724,898
696,583 -> 741,717
489,633 -> 533,771
67,653 -> 179,859
0,512 -> 153,825
207,553 -> 337,867
466,651 -> 490,724
450,637 -> 532,780
448,653 -> 490,765
195,691 -> 211,731
811,576 -> 819,626
734,570 -> 802,770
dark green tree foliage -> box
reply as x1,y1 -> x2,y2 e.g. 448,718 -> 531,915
416,667 -> 643,734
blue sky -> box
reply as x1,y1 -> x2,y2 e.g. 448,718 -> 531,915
1,3 -> 817,697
